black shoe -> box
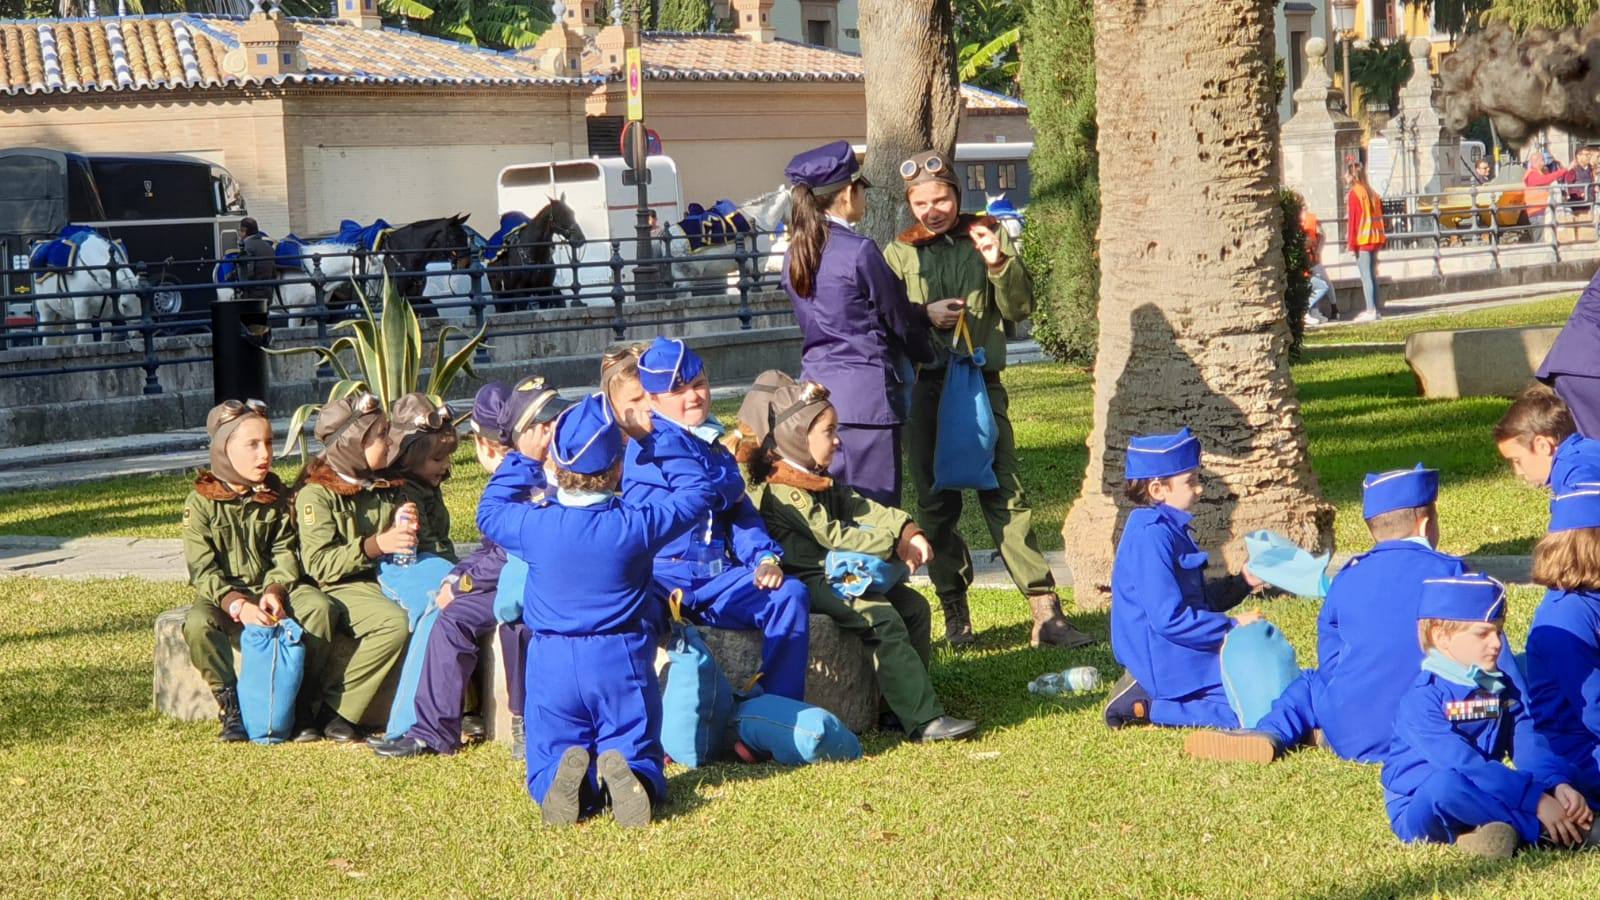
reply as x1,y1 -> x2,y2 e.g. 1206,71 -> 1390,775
510,714 -> 526,761
461,714 -> 486,743
596,749 -> 653,828
542,746 -> 591,827
910,716 -> 979,743
372,736 -> 437,759
214,687 -> 247,743
877,711 -> 905,734
1104,670 -> 1151,730
292,725 -> 323,744
321,714 -> 360,744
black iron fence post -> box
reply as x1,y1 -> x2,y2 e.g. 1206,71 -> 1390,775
311,254 -> 332,379
734,232 -> 753,331
469,249 -> 490,366
135,263 -> 162,395
609,239 -> 627,341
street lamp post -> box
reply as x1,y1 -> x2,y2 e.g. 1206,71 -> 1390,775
1332,0 -> 1358,113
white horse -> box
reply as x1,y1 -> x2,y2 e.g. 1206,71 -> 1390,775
661,185 -> 793,296
33,231 -> 140,345
214,241 -> 356,329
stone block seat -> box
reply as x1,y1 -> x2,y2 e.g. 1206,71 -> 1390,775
154,609 -> 879,739
1404,326 -> 1561,399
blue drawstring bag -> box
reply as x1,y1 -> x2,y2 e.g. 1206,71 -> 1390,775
494,553 -> 530,625
1220,620 -> 1300,729
824,550 -> 910,600
932,317 -> 999,493
733,690 -> 862,766
238,618 -> 306,745
1243,530 -> 1332,598
378,556 -> 457,739
660,590 -> 734,768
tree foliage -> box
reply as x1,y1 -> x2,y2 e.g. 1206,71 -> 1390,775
955,0 -> 1024,94
382,0 -> 552,49
1349,39 -> 1413,114
656,0 -> 708,32
1482,0 -> 1600,31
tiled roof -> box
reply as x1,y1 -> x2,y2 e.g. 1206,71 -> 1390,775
0,14 -> 588,96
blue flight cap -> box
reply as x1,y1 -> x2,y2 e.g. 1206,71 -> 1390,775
470,381 -> 513,446
1549,484 -> 1600,532
1417,573 -> 1507,623
552,392 -> 623,475
1124,427 -> 1202,480
1361,464 -> 1439,519
637,336 -> 706,394
785,140 -> 871,195
500,375 -> 573,440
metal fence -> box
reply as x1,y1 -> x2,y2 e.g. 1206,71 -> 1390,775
0,232 -> 790,395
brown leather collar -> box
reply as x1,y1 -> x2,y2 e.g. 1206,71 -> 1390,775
194,471 -> 284,504
766,460 -> 833,492
896,214 -> 988,248
299,457 -> 403,496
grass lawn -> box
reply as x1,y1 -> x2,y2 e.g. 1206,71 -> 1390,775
0,296 -> 1576,559
4,576 -> 1599,896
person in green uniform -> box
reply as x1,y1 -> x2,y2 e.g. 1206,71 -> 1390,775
384,392 -> 460,563
732,370 -> 978,742
182,399 -> 337,743
882,149 -> 1096,651
294,393 -> 433,742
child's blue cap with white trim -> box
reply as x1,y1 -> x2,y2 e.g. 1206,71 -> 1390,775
1550,484 -> 1600,532
637,336 -> 705,394
1417,573 -> 1506,623
1124,427 -> 1201,480
1361,464 -> 1439,519
552,393 -> 622,475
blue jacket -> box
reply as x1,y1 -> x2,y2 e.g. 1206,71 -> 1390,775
1110,504 -> 1244,700
1316,540 -> 1468,761
1526,588 -> 1600,777
477,452 -> 714,635
1550,433 -> 1600,492
783,220 -> 933,426
623,413 -> 780,569
1382,658 -> 1575,833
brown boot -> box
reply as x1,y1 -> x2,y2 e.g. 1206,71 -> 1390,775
1028,592 -> 1097,649
940,596 -> 975,646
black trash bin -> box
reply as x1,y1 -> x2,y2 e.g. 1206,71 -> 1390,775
211,297 -> 271,405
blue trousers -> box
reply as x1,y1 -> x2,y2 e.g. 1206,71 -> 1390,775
405,592 -> 529,754
1388,770 -> 1540,845
524,630 -> 664,812
1150,685 -> 1238,729
656,563 -> 810,701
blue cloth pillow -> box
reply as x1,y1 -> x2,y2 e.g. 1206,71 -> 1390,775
1220,620 -> 1300,729
378,555 -> 457,739
734,692 -> 862,765
493,553 -> 530,625
824,550 -> 910,599
238,619 -> 306,745
932,342 -> 999,493
660,596 -> 734,768
1243,530 -> 1332,598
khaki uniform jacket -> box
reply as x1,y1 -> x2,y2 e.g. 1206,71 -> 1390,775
746,461 -> 920,582
294,458 -> 455,588
182,472 -> 299,608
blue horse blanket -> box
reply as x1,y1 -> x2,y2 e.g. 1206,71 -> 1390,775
334,218 -> 394,251
679,200 -> 751,251
483,211 -> 533,264
29,224 -> 103,270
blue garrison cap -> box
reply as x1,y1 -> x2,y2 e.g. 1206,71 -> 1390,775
1124,427 -> 1202,480
500,375 -> 573,440
1362,465 -> 1439,519
1550,484 -> 1600,532
552,393 -> 623,475
470,381 -> 513,446
785,141 -> 870,195
637,336 -> 705,394
1418,573 -> 1507,623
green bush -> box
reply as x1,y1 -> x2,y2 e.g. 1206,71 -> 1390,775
1019,0 -> 1099,367
657,0 -> 709,32
1279,190 -> 1310,358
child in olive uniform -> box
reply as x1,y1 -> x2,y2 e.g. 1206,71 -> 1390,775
384,392 -> 459,562
183,399 -> 336,742
295,393 -> 437,741
733,370 -> 977,742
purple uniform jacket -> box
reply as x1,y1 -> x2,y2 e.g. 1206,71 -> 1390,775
782,220 -> 933,426
440,537 -> 508,604
1539,268 -> 1600,379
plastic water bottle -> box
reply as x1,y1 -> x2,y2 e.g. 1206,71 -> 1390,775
1028,666 -> 1101,697
391,504 -> 417,567
686,512 -> 726,580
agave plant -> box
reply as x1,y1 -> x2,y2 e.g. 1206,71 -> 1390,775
273,274 -> 487,457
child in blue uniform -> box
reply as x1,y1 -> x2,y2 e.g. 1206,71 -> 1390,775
1494,384 -> 1600,494
624,337 -> 811,700
1526,486 -> 1600,801
1104,428 -> 1265,730
1382,573 -> 1596,857
1186,465 -> 1468,763
478,393 -> 716,827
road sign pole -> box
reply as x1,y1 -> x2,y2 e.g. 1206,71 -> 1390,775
624,47 -> 657,297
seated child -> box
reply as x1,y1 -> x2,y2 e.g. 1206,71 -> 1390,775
733,371 -> 978,742
372,379 -> 570,759
477,393 -> 717,827
1382,573 -> 1596,858
1525,486 -> 1600,801
383,392 -> 459,562
183,399 -> 336,742
1105,428 -> 1264,730
294,393 -> 430,741
601,341 -> 654,441
1494,384 -> 1600,494
1187,465 -> 1467,763
625,337 -> 810,701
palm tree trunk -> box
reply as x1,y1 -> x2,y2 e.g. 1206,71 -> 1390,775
1062,0 -> 1334,607
857,0 -> 961,245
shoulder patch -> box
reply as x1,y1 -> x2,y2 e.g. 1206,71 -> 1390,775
301,503 -> 315,525
182,506 -> 192,525
459,573 -> 474,593
788,488 -> 812,511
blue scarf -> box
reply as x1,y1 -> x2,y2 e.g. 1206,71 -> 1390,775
1421,649 -> 1506,694
686,414 -> 727,445
557,487 -> 614,508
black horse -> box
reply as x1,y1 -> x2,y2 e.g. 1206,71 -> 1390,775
379,213 -> 472,317
487,197 -> 586,312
